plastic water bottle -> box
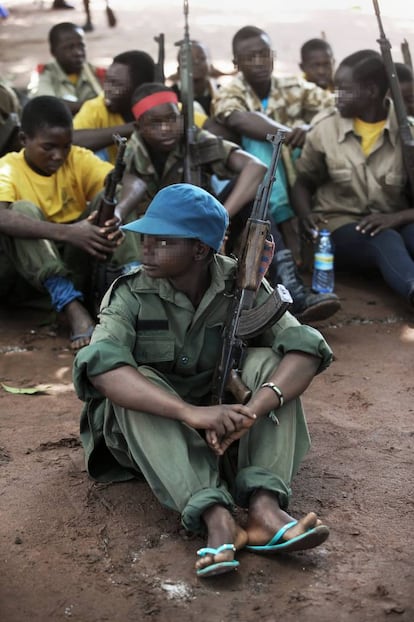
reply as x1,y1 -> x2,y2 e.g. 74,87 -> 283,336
312,229 -> 335,294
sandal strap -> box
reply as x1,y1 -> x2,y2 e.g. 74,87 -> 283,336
197,543 -> 236,557
267,520 -> 298,546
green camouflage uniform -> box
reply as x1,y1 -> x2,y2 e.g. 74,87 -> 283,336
124,127 -> 239,217
213,73 -> 334,223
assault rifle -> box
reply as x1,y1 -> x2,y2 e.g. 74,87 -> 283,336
154,33 -> 165,84
176,0 -> 201,185
175,1 -> 225,186
211,132 -> 293,405
91,133 -> 127,315
373,0 -> 414,200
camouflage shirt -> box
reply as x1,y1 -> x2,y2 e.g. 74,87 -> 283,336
124,127 -> 238,216
212,72 -> 334,127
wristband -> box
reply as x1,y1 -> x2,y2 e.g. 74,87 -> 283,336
261,382 -> 284,408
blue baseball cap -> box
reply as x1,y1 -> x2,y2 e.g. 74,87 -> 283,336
121,183 -> 229,252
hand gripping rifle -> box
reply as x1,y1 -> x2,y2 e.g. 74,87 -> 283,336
211,132 -> 293,405
91,133 -> 127,315
373,0 -> 414,201
95,133 -> 127,227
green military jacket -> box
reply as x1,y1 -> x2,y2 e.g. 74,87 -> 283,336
27,60 -> 103,103
123,128 -> 239,216
74,254 -> 333,481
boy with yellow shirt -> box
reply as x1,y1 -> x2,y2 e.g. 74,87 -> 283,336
0,96 -> 144,350
73,50 -> 155,163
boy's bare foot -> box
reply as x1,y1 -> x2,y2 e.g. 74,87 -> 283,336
245,489 -> 328,552
63,299 -> 95,351
195,504 -> 247,576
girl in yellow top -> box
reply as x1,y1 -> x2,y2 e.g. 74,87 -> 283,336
292,50 -> 414,308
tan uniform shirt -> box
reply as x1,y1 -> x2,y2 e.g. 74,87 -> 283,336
295,101 -> 414,232
27,60 -> 103,104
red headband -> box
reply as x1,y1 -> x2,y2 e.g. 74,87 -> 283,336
132,91 -> 179,120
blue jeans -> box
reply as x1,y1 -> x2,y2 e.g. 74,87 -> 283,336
331,222 -> 414,301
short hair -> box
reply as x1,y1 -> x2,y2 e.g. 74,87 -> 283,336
131,82 -> 175,107
337,50 -> 388,97
112,50 -> 155,91
232,26 -> 268,58
300,38 -> 333,62
176,40 -> 210,63
21,96 -> 72,137
395,62 -> 413,83
49,22 -> 83,50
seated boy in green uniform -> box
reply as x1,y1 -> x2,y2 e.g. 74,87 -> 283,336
0,95 -> 143,350
123,81 -> 266,226
28,22 -> 105,116
73,183 -> 332,578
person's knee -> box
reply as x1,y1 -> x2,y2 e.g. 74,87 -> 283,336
11,200 -> 44,220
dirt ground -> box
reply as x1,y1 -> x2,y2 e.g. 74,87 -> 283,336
1,2 -> 414,622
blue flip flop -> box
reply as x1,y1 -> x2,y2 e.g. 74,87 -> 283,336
246,520 -> 329,554
196,543 -> 239,577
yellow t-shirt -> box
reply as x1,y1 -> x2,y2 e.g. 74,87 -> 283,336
0,146 -> 113,223
73,94 -> 124,164
353,117 -> 386,156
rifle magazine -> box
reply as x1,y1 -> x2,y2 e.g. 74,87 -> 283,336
236,284 -> 292,339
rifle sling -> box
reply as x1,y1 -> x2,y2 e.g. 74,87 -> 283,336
236,285 -> 292,340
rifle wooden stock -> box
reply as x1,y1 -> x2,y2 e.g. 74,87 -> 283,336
237,220 -> 269,290
373,0 -> 414,201
211,131 -> 292,405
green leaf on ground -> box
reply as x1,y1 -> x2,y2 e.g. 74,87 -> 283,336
1,383 -> 50,395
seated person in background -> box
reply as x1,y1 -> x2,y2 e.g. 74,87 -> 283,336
27,22 -> 104,115
72,50 -> 155,164
124,82 -> 339,323
299,38 -> 335,92
292,50 -> 414,310
212,26 -> 334,264
394,62 -> 414,118
0,80 -> 21,157
0,96 -> 144,350
168,39 -> 239,143
73,182 -> 332,579
124,81 -> 266,240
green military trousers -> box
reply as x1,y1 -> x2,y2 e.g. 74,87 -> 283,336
0,198 -> 140,294
102,346 -> 311,534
